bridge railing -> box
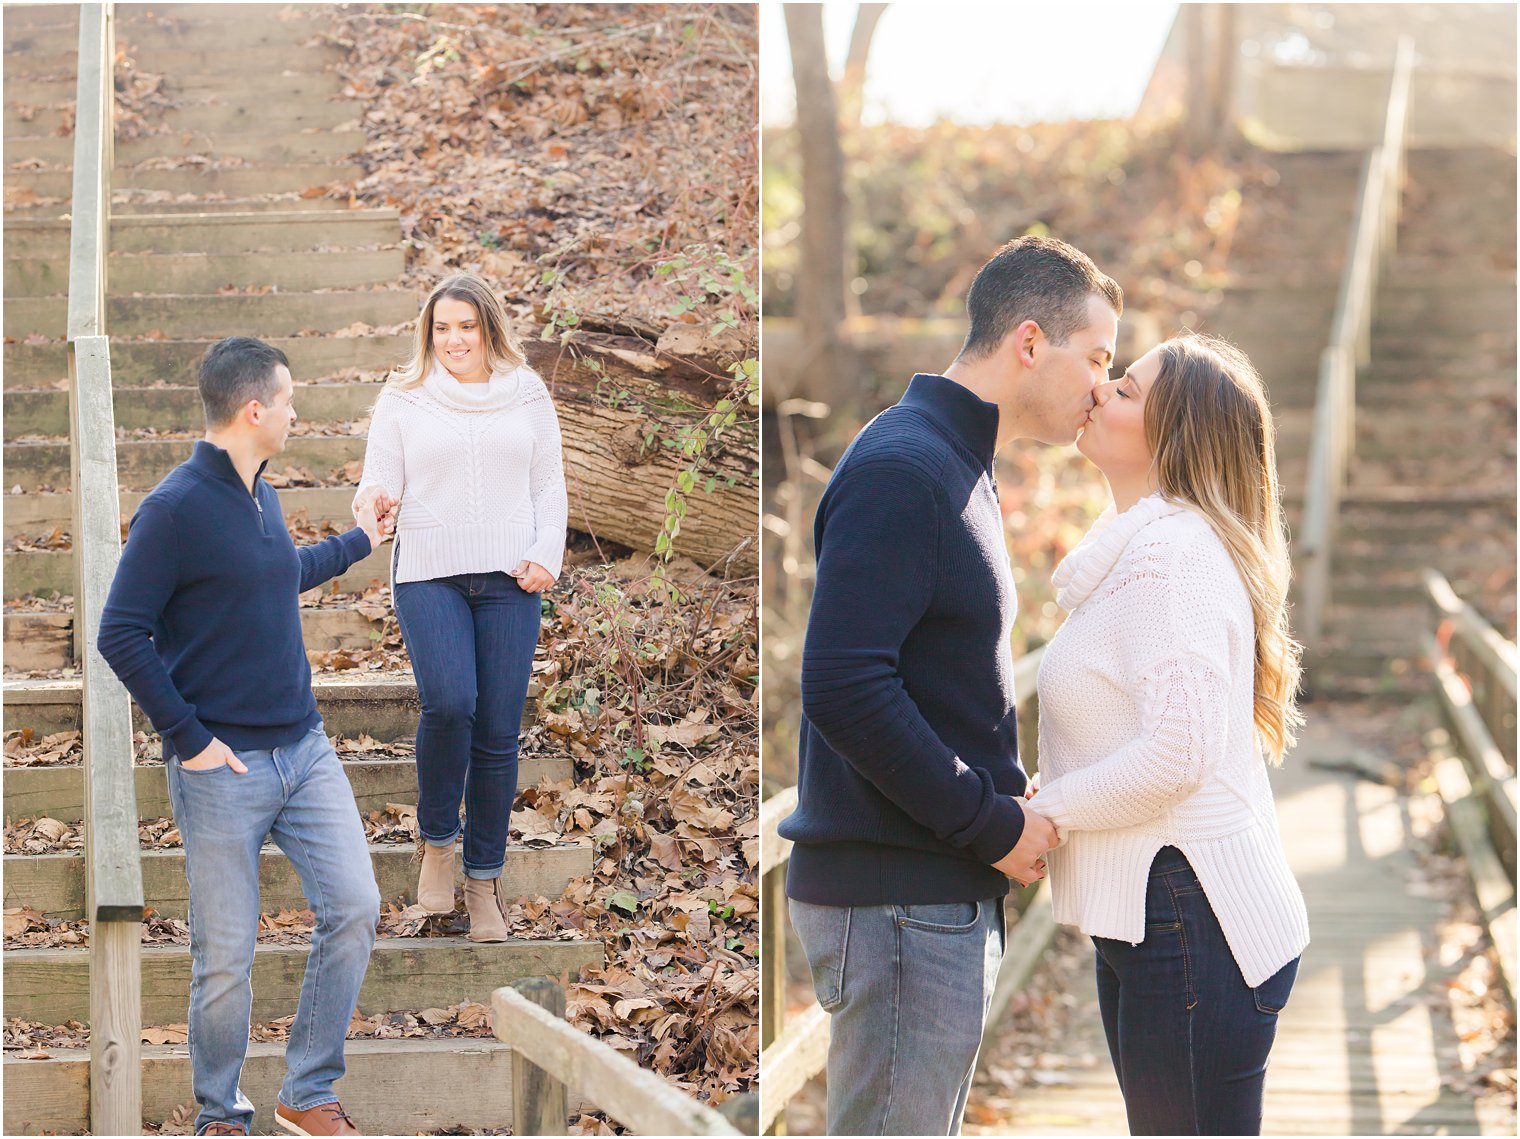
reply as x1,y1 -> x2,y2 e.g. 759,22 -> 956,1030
492,979 -> 755,1135
1422,570 -> 1516,998
758,646 -> 1050,1134
1298,35 -> 1415,648
66,5 -> 146,1133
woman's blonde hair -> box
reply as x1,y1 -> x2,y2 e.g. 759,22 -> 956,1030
387,272 -> 526,389
1144,333 -> 1304,764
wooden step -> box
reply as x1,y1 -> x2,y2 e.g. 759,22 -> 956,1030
4,287 -> 417,341
6,603 -> 397,671
7,69 -> 344,107
5,543 -> 392,600
4,840 -> 591,922
5,752 -> 570,821
4,208 -> 398,258
5,97 -> 358,136
5,433 -> 375,491
8,247 -> 403,296
4,1037 -> 541,1137
3,936 -> 602,1025
5,674 -> 431,739
4,486 -> 366,539
13,39 -> 344,81
7,126 -> 364,168
10,161 -> 366,201
4,379 -> 383,437
4,333 -> 407,389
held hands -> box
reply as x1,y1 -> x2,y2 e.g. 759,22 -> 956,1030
352,486 -> 398,549
511,560 -> 555,593
180,737 -> 248,775
992,800 -> 1059,887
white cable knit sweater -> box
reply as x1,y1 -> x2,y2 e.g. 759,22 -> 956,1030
355,362 -> 568,584
1033,494 -> 1309,988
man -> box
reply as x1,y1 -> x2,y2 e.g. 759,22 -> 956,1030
99,337 -> 394,1137
780,235 -> 1123,1135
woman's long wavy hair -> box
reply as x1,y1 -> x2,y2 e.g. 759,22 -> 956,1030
1145,333 -> 1304,764
387,272 -> 526,390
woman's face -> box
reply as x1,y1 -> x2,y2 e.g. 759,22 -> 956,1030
432,296 -> 488,382
1077,343 -> 1161,476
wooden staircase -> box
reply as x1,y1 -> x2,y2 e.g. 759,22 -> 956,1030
3,6 -> 601,1133
1204,145 -> 1516,699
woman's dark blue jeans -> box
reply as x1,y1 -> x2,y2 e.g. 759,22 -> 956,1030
1093,846 -> 1299,1136
394,571 -> 539,880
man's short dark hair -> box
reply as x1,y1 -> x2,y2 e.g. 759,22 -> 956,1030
198,337 -> 290,428
957,235 -> 1123,362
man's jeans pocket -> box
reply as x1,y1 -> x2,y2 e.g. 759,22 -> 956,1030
1252,954 -> 1300,1014
789,899 -> 851,1012
896,899 -> 980,933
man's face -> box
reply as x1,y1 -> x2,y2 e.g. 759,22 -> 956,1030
1025,295 -> 1118,446
252,365 -> 297,458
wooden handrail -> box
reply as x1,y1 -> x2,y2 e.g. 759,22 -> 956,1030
67,6 -> 144,1134
1422,571 -> 1517,997
1297,35 -> 1415,647
759,644 -> 1050,1132
492,980 -> 747,1135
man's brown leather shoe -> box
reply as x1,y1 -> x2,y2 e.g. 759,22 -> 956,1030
275,1101 -> 360,1136
201,1124 -> 248,1136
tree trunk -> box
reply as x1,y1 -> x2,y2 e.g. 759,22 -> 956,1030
839,3 -> 889,132
784,3 -> 855,418
524,331 -> 757,576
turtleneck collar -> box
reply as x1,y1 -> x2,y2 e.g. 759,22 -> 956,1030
189,439 -> 269,487
1051,492 -> 1185,611
422,358 -> 524,411
899,373 -> 999,468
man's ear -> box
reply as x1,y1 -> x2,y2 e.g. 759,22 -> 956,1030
1010,319 -> 1042,369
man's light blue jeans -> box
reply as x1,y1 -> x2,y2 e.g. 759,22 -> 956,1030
166,723 -> 380,1135
790,895 -> 1006,1135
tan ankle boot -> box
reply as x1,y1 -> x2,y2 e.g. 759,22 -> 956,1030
463,877 -> 508,942
416,841 -> 456,913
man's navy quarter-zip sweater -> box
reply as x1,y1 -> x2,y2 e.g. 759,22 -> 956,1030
781,373 -> 1030,906
98,440 -> 373,762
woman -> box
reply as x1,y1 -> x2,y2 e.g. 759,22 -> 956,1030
354,272 -> 567,942
1031,333 -> 1309,1135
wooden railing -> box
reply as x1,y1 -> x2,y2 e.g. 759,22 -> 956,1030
66,5 -> 145,1133
1297,35 -> 1415,648
758,646 -> 1049,1134
492,979 -> 756,1135
1422,571 -> 1516,998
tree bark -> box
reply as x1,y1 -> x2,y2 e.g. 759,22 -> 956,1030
784,3 -> 855,417
524,332 -> 757,576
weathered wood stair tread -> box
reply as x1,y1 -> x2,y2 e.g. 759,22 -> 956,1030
4,752 -> 570,820
4,334 -> 407,389
4,936 -> 604,1024
4,840 -> 592,921
5,544 -> 393,601
5,673 -> 430,738
3,1036 -> 562,1137
6,248 -> 402,296
5,379 -> 389,436
5,287 -> 416,340
4,486 -> 380,535
6,602 -> 404,670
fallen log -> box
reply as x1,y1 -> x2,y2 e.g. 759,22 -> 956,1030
521,325 -> 757,576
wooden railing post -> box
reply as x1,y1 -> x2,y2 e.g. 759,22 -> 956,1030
67,6 -> 143,1134
511,978 -> 570,1136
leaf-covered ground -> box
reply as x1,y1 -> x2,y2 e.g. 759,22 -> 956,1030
326,3 -> 758,349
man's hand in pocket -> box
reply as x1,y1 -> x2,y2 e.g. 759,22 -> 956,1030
181,738 -> 248,774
